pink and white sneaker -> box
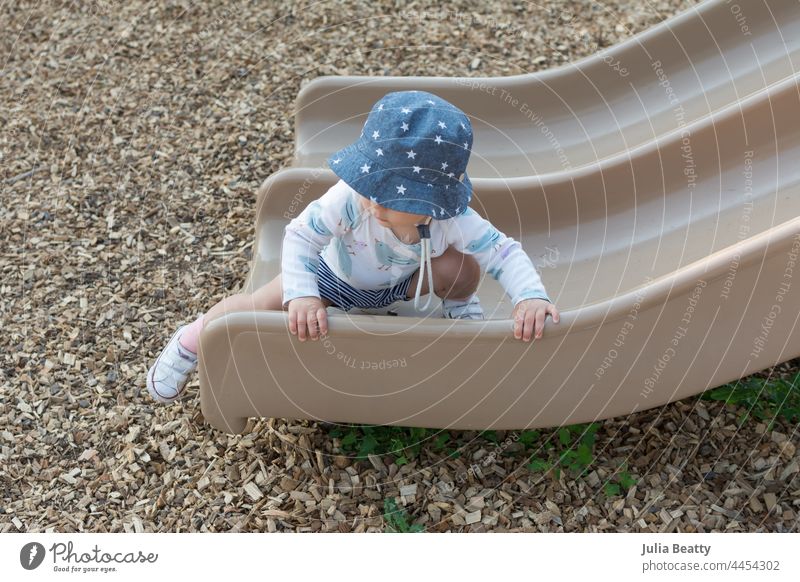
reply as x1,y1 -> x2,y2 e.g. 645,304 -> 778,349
146,325 -> 198,403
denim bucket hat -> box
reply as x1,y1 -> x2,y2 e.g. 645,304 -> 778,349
327,90 -> 474,220
326,90 -> 475,312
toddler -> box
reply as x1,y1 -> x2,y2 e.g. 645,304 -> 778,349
147,90 -> 560,403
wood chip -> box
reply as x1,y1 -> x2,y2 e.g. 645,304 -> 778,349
244,482 -> 263,502
399,484 -> 417,497
465,510 -> 482,524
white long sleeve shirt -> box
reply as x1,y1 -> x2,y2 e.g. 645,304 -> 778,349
281,179 -> 551,309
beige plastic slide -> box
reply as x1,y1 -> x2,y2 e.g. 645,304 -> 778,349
197,0 -> 800,434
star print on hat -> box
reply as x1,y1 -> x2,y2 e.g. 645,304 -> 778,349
327,90 -> 474,220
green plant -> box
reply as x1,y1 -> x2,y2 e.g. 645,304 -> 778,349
329,424 -> 459,463
517,430 -> 541,449
516,424 -> 641,496
383,497 -> 424,533
619,467 -> 637,489
604,461 -> 638,497
525,422 -> 601,479
700,371 -> 800,429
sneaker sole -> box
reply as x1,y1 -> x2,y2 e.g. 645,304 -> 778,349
442,301 -> 485,320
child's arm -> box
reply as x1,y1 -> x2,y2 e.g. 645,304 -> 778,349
446,207 -> 551,306
447,208 -> 559,341
281,180 -> 355,309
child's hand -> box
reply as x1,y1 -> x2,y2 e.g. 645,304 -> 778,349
287,296 -> 328,341
512,298 -> 560,342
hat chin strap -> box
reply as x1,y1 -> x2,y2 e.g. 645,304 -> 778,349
413,219 -> 434,311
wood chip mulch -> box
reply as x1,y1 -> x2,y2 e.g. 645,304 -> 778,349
2,0 -> 797,533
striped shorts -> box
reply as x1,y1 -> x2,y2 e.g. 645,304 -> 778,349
317,253 -> 414,312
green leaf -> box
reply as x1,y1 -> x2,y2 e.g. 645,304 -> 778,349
383,497 -> 421,533
561,450 -> 577,464
357,433 -> 378,458
527,458 -> 550,473
518,430 -> 540,447
410,427 -> 428,441
604,482 -> 621,496
576,443 -> 593,466
619,471 -> 636,489
341,431 -> 358,448
558,428 -> 571,445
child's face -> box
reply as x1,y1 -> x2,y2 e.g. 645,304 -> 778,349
359,195 -> 430,228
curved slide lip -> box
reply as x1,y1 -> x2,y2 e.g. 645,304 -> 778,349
292,0 -> 800,176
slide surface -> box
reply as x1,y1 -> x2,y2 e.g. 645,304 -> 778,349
197,0 -> 800,433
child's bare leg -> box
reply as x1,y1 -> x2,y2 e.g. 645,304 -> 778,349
405,246 -> 480,300
149,273 -> 339,403
180,274 -> 333,353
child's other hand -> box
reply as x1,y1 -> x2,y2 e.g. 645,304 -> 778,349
512,298 -> 560,342
287,296 -> 328,341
